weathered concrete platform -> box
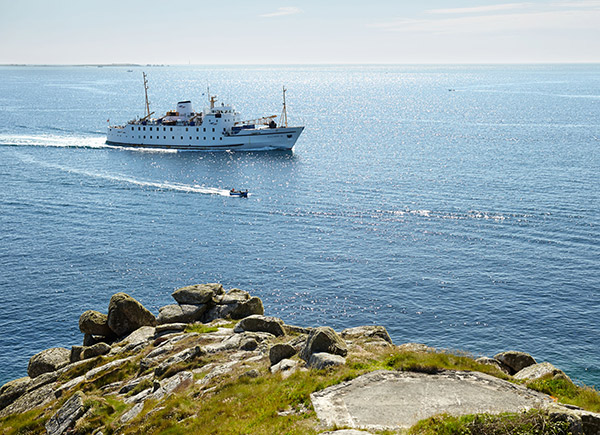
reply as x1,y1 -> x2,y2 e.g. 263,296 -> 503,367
311,370 -> 553,431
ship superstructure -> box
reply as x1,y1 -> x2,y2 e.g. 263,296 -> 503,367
106,73 -> 303,151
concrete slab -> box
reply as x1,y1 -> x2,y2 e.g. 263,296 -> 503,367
311,370 -> 553,431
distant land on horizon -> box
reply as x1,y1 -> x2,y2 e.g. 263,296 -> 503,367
1,62 -> 599,67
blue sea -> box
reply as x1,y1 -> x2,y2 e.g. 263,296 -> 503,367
0,64 -> 598,387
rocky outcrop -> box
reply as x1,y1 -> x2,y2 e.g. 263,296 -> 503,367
493,351 -> 537,374
475,356 -> 511,375
172,283 -> 224,305
45,391 -> 85,435
269,343 -> 297,366
308,352 -> 346,369
157,304 -> 207,325
234,315 -> 286,337
27,347 -> 70,378
107,293 -> 157,337
159,286 -> 264,325
0,376 -> 31,411
514,362 -> 569,382
78,310 -> 113,337
341,325 -> 392,344
2,284 -> 599,435
300,326 -> 348,362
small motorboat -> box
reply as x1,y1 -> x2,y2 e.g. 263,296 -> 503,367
229,189 -> 248,198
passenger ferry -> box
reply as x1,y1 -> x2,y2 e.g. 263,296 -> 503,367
106,73 -> 304,151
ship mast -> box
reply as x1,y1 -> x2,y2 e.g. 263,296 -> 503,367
143,72 -> 151,118
279,86 -> 288,128
139,72 -> 154,121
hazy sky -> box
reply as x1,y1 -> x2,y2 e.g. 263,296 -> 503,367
1,0 -> 598,64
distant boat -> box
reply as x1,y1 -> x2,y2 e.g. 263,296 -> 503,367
127,69 -> 133,72
106,72 -> 304,151
229,189 -> 248,198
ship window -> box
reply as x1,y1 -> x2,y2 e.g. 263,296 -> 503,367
186,128 -> 188,131
220,137 -> 222,140
164,136 -> 166,139
143,136 -> 146,139
131,127 -> 133,131
170,127 -> 173,131
181,136 -> 183,140
196,128 -> 199,132
172,136 -> 174,139
150,136 -> 152,139
212,137 -> 215,140
204,137 -> 206,140
163,127 -> 166,131
196,137 -> 198,140
150,127 -> 152,131
203,128 -> 206,132
212,128 -> 215,132
143,127 -> 146,131
189,136 -> 192,140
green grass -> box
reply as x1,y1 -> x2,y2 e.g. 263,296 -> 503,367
407,410 -> 571,435
384,350 -> 509,379
184,324 -> 219,334
527,374 -> 600,412
0,407 -> 49,435
184,321 -> 237,335
76,396 -> 128,434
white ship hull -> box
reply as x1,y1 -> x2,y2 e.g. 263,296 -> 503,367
106,125 -> 303,151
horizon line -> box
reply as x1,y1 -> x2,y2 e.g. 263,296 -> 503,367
1,61 -> 600,67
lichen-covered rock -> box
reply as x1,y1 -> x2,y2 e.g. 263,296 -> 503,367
155,323 -> 187,335
70,346 -> 84,363
219,288 -> 250,304
0,382 -> 57,418
78,310 -> 113,337
172,283 -> 224,305
240,337 -> 258,351
269,343 -> 297,366
107,293 -> 156,337
45,391 -> 85,435
230,296 -> 264,319
548,403 -> 600,435
233,314 -> 285,336
341,325 -> 392,344
157,304 -> 207,324
0,376 -> 31,411
154,346 -> 205,377
514,362 -> 569,382
81,342 -> 111,360
493,351 -> 537,374
308,352 -> 346,369
270,359 -> 299,378
157,304 -> 186,324
397,343 -> 436,353
300,327 -> 348,362
475,356 -> 511,374
27,347 -> 70,378
115,326 -> 155,353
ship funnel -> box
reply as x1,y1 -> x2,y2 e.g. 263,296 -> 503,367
176,101 -> 194,117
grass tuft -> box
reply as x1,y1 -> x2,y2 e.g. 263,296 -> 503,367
527,374 -> 600,412
408,409 -> 571,435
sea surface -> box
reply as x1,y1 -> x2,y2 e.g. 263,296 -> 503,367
0,64 -> 598,387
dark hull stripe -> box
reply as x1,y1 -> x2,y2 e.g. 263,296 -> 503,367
105,141 -> 251,150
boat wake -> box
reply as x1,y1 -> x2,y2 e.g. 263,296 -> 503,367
0,133 -> 108,149
12,152 -> 233,197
